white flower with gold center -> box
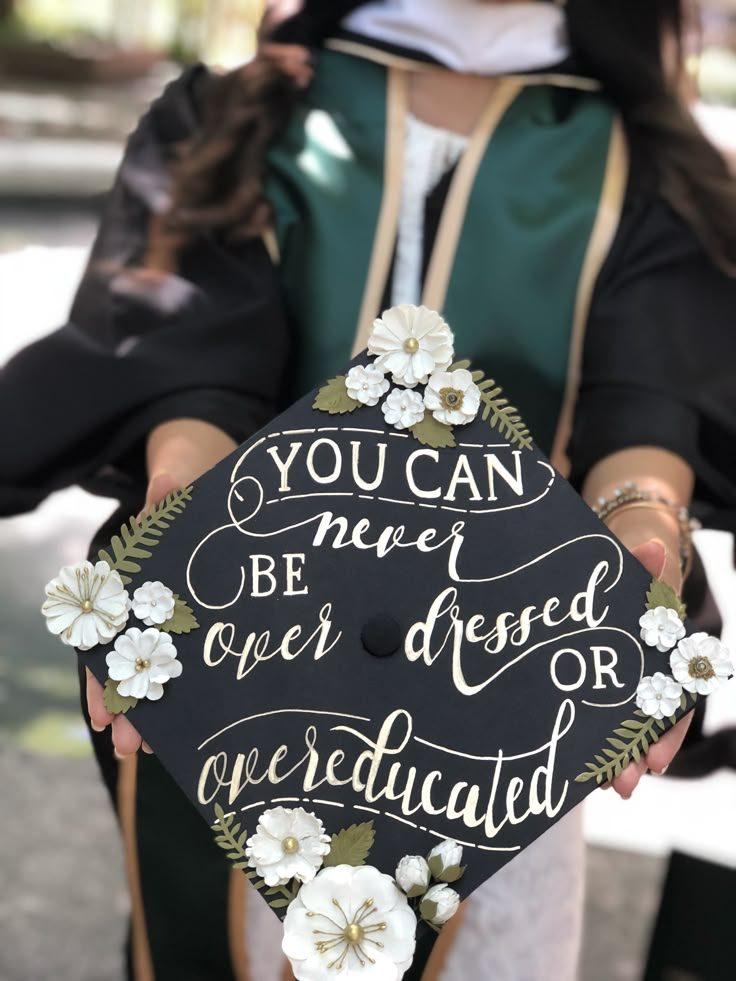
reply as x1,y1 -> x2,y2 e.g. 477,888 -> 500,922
635,672 -> 683,720
381,388 -> 425,430
282,864 -> 416,980
106,627 -> 181,700
670,633 -> 733,695
345,364 -> 390,406
424,369 -> 481,426
131,580 -> 176,626
368,304 -> 454,388
41,560 -> 129,651
246,807 -> 331,888
639,606 -> 686,652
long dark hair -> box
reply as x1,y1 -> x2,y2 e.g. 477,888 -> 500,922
161,0 -> 736,272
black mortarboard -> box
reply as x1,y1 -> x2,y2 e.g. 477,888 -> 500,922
42,305 -> 732,979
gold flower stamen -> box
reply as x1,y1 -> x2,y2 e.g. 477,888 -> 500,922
689,656 -> 715,681
439,386 -> 464,411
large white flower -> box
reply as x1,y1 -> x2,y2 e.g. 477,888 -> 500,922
42,560 -> 129,650
245,807 -> 330,888
635,672 -> 683,720
639,606 -> 686,652
670,633 -> 733,695
368,304 -> 454,388
423,369 -> 481,426
381,388 -> 425,431
106,627 -> 182,701
420,883 -> 460,926
131,580 -> 176,626
282,864 -> 417,980
395,855 -> 430,898
345,364 -> 390,406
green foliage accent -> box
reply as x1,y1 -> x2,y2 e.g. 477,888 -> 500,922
478,379 -> 533,450
645,579 -> 687,621
102,678 -> 138,715
436,864 -> 465,884
313,376 -> 361,415
97,486 -> 193,586
419,898 -> 438,922
449,360 -> 533,449
323,821 -> 375,868
161,595 -> 199,635
576,692 -> 699,784
410,415 -> 456,449
210,805 -> 299,910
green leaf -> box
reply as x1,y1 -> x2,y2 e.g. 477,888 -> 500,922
645,579 -> 687,620
313,376 -> 361,415
161,595 -> 200,635
210,805 -> 249,868
419,899 -> 438,922
448,359 -> 472,372
323,821 -> 375,868
268,898 -> 291,910
438,864 -> 466,884
97,486 -> 193,583
102,678 -> 138,715
410,415 -> 456,449
479,386 -> 533,450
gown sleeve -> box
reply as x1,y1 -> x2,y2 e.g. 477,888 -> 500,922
0,65 -> 290,516
567,189 -> 736,512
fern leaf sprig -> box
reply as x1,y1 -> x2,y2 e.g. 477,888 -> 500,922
98,486 -> 193,585
576,692 -> 697,784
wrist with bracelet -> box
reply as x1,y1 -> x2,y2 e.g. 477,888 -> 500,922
591,481 -> 699,579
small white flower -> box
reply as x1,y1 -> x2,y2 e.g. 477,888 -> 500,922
245,807 -> 330,888
42,560 -> 129,651
106,627 -> 181,701
345,363 -> 390,406
368,304 -> 454,388
420,883 -> 460,926
639,606 -> 686,652
427,839 -> 463,881
424,369 -> 481,426
395,855 -> 431,897
131,580 -> 176,626
670,632 -> 733,695
635,672 -> 683,720
282,864 -> 416,980
381,388 -> 425,430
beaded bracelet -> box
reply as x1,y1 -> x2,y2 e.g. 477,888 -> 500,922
591,482 -> 699,579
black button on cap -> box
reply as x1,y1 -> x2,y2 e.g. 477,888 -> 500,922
362,615 -> 402,658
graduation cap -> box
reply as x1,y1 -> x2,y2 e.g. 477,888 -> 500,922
42,305 -> 733,979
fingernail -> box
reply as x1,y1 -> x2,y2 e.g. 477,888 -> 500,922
91,723 -> 106,733
113,750 -> 130,761
653,764 -> 669,775
142,743 -> 154,755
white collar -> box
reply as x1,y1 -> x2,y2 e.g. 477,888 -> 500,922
341,0 -> 569,75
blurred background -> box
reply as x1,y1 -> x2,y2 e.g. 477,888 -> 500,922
1,2 -> 736,980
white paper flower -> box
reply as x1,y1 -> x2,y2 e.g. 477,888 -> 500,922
639,606 -> 686,652
245,807 -> 331,888
131,580 -> 176,626
427,839 -> 463,880
106,627 -> 181,701
368,304 -> 454,388
635,672 -> 683,720
41,560 -> 129,650
420,883 -> 460,926
381,388 -> 425,430
670,633 -> 734,695
395,855 -> 430,898
282,864 -> 417,980
423,369 -> 481,426
345,364 -> 390,406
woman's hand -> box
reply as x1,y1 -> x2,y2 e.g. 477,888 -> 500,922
581,447 -> 695,800
86,419 -> 237,756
